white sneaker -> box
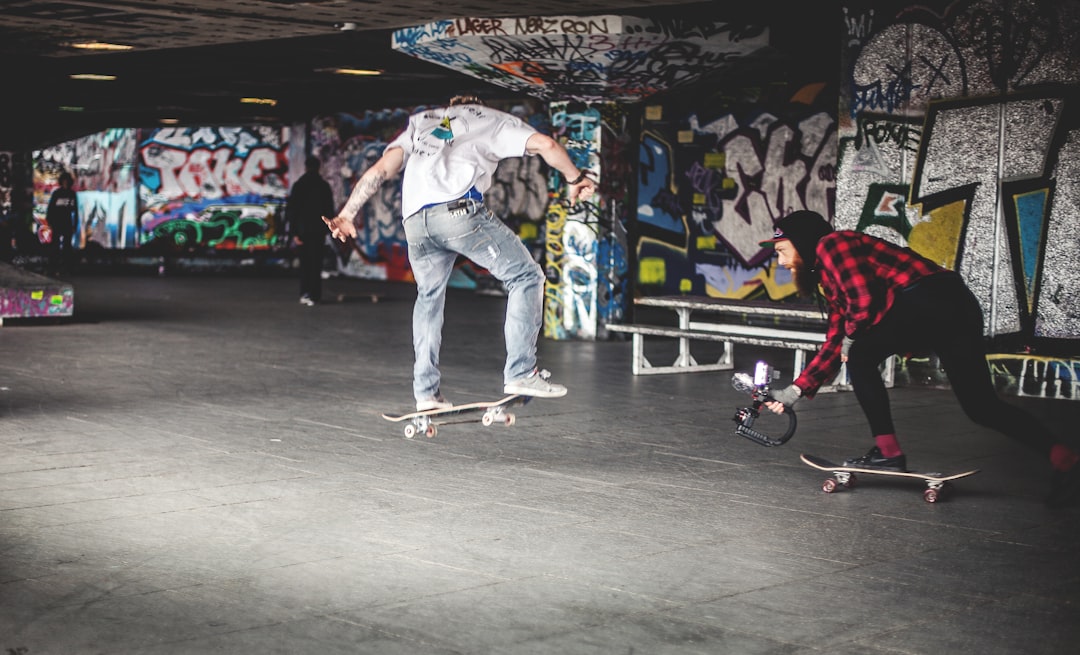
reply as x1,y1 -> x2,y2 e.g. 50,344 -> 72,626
416,394 -> 453,411
299,295 -> 315,306
504,369 -> 567,398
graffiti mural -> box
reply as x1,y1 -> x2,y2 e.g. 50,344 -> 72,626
309,101 -> 550,286
392,15 -> 769,102
33,129 -> 138,249
137,126 -> 289,251
838,0 -> 1080,348
635,96 -> 837,299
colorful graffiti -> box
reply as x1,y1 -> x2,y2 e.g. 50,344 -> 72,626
0,284 -> 73,319
392,15 -> 769,102
838,0 -> 1080,346
543,101 -> 629,340
635,99 -> 836,299
137,126 -> 289,250
310,102 -> 551,287
987,353 -> 1080,400
33,129 -> 139,249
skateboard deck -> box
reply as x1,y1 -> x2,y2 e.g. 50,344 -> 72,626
382,394 -> 529,438
800,453 -> 979,503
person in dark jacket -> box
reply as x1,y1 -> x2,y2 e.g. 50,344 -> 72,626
45,172 -> 79,276
761,209 -> 1080,508
287,156 -> 335,305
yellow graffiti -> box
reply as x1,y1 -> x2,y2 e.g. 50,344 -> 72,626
695,235 -> 717,250
543,199 -> 569,338
703,260 -> 797,300
519,222 -> 538,241
638,257 -> 666,285
908,200 -> 966,268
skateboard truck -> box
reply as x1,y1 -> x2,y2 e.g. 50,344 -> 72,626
730,360 -> 797,447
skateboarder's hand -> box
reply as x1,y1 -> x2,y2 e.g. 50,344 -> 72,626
765,384 -> 802,413
324,214 -> 357,242
567,177 -> 597,206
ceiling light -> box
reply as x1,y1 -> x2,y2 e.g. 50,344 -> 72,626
159,118 -> 180,125
68,41 -> 133,51
58,106 -> 85,112
70,73 -> 117,81
240,97 -> 278,106
331,68 -> 383,76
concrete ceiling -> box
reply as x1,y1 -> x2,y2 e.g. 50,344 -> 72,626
0,0 -> 831,151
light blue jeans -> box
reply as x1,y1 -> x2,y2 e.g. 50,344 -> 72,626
403,199 -> 544,402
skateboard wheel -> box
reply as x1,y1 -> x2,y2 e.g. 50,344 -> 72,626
403,424 -> 417,439
846,473 -> 857,488
504,413 -> 515,426
425,424 -> 437,438
923,488 -> 940,503
482,412 -> 495,426
822,478 -> 839,494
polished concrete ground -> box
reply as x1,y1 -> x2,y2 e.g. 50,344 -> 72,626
1,272 -> 1078,654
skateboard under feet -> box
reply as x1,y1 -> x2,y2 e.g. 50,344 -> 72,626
382,394 -> 529,438
800,453 -> 980,503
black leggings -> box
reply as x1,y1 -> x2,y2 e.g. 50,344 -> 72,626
846,273 -> 1056,456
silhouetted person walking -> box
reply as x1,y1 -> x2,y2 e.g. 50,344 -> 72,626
288,156 -> 335,305
45,172 -> 79,276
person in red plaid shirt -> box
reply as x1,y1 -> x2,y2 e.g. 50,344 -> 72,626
760,210 -> 1080,508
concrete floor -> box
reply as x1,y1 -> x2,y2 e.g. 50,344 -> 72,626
1,272 -> 1078,654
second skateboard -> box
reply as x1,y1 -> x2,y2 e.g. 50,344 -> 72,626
800,453 -> 979,503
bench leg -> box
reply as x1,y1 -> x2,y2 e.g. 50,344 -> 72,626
674,335 -> 698,368
627,332 -> 733,375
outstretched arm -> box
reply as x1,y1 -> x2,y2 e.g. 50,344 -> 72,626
324,146 -> 404,242
525,133 -> 596,206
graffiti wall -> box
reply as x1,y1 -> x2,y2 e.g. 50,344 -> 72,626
137,126 -> 290,251
33,129 -> 138,249
838,0 -> 1080,348
309,100 -> 551,287
31,126 -> 291,254
635,86 -> 837,299
23,105 -> 552,287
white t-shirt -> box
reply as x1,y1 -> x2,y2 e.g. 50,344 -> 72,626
387,104 -> 537,219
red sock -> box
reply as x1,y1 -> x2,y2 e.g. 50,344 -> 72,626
875,434 -> 903,458
1050,444 -> 1079,472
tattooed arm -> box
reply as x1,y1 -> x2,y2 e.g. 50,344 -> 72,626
324,146 -> 404,242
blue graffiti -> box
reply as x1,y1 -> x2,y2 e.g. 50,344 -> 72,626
637,134 -> 683,233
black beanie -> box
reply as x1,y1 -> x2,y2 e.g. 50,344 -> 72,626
759,210 -> 834,271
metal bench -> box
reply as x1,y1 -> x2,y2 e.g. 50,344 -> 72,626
609,296 -> 893,391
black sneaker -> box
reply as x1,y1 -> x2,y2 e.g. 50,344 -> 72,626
1045,466 -> 1080,509
843,446 -> 907,472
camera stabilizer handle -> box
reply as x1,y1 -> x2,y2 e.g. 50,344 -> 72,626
730,361 -> 797,447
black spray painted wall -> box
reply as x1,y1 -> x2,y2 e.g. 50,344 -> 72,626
634,83 -> 836,300
839,0 -> 1080,398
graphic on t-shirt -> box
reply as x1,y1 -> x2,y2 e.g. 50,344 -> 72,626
432,116 -> 454,141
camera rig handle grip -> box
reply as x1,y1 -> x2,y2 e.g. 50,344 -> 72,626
729,362 -> 797,447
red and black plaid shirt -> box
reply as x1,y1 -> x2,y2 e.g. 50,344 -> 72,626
795,231 -> 946,396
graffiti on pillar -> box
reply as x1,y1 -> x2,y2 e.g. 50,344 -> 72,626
137,126 -> 289,251
544,102 -> 600,339
392,16 -> 768,102
543,102 -> 631,339
838,0 -> 1080,347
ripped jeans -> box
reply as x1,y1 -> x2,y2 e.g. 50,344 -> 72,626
403,199 -> 544,402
